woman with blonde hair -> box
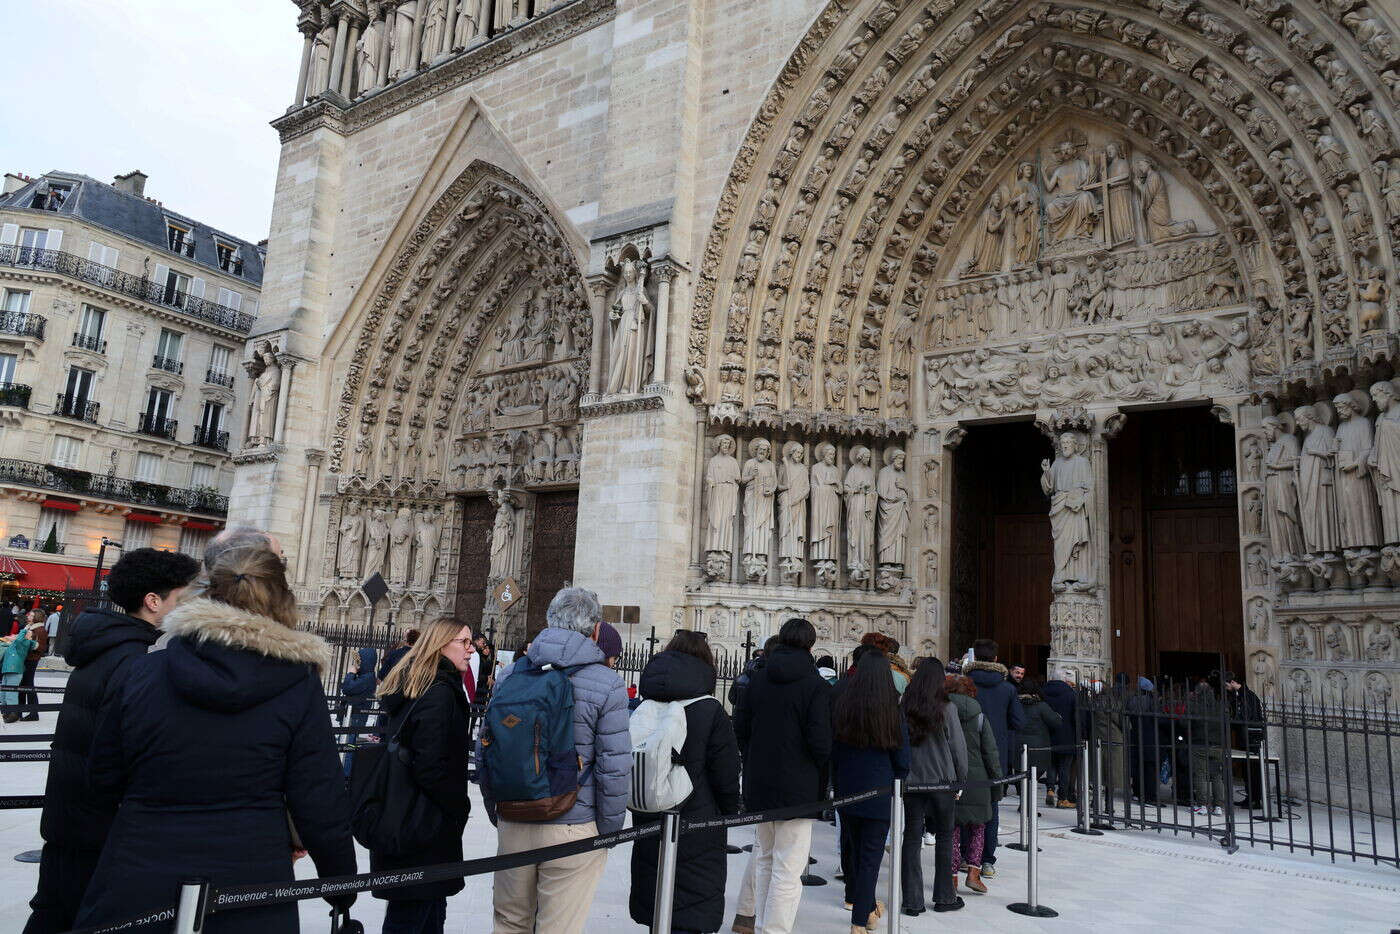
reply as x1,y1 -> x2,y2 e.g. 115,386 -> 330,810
370,615 -> 474,934
75,544 -> 357,933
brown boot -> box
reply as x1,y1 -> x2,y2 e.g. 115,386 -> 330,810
965,865 -> 988,894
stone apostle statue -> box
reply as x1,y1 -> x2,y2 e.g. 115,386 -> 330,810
1368,380 -> 1400,543
248,348 -> 281,446
844,446 -> 877,583
703,435 -> 740,577
389,506 -> 414,583
337,500 -> 365,578
876,449 -> 909,567
1295,403 -> 1340,554
740,439 -> 778,581
1041,431 -> 1095,592
364,506 -> 390,579
1261,415 -> 1306,557
810,442 -> 842,584
1333,391 -> 1382,548
777,441 -> 810,584
606,258 -> 653,394
412,507 -> 442,589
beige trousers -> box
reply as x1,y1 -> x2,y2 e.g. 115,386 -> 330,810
752,818 -> 812,934
491,820 -> 608,934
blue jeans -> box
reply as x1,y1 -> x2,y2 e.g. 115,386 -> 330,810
382,897 -> 445,934
984,805 -> 1000,866
839,814 -> 889,927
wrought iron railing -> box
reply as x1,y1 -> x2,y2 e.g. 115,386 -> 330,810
0,245 -> 255,333
0,382 -> 31,408
71,332 -> 106,353
138,412 -> 178,439
152,355 -> 183,375
0,457 -> 228,516
6,537 -> 68,555
54,393 -> 99,423
205,369 -> 235,388
0,310 -> 45,340
191,425 -> 230,451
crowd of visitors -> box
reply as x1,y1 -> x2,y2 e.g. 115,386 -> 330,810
13,526 -> 1260,934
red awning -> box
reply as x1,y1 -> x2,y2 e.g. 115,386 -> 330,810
40,498 -> 81,511
184,520 -> 219,531
0,556 -> 24,576
15,560 -> 90,591
125,512 -> 163,524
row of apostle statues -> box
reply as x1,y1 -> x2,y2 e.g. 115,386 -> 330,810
702,435 -> 909,590
302,0 -> 553,104
1260,381 -> 1400,586
336,501 -> 446,591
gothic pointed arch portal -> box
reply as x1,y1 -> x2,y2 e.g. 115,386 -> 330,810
683,0 -> 1400,692
321,161 -> 591,642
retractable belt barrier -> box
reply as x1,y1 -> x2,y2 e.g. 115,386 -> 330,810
0,749 -> 51,762
66,773 -> 1032,934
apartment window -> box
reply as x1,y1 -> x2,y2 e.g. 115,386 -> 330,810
215,286 -> 243,310
215,242 -> 242,275
199,402 -> 224,433
179,526 -> 211,558
0,354 -> 15,384
162,269 -> 191,306
145,387 -> 174,427
166,222 -> 194,257
19,227 -> 47,251
33,507 -> 69,548
64,366 -> 94,407
209,345 -> 231,376
75,305 -> 106,351
190,462 -> 214,488
122,519 -> 153,550
134,452 -> 164,483
157,329 -> 183,360
52,435 -> 82,468
86,241 -> 119,267
1,289 -> 31,314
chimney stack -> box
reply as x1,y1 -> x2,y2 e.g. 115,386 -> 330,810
113,170 -> 148,198
2,174 -> 27,196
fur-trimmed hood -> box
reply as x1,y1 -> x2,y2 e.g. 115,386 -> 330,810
966,660 -> 1009,678
164,598 -> 331,669
162,598 -> 330,714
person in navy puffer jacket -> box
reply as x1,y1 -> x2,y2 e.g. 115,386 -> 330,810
483,587 -> 630,934
964,639 -> 1023,875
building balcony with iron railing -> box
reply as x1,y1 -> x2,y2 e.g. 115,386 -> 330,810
0,245 -> 255,334
192,425 -> 230,451
152,354 -> 183,375
5,536 -> 68,555
138,411 -> 179,440
54,393 -> 99,423
205,368 -> 235,388
0,309 -> 45,340
0,457 -> 228,517
71,332 -> 106,353
0,382 -> 31,408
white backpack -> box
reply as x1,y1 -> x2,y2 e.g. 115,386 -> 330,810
628,696 -> 714,812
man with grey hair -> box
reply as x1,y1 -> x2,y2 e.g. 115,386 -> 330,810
202,526 -> 282,572
486,586 -> 630,934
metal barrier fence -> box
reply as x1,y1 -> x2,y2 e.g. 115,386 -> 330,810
1078,683 -> 1400,868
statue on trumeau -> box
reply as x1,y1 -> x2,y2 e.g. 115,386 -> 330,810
703,434 -> 740,580
811,442 -> 842,587
606,259 -> 653,395
1041,431 -> 1096,592
489,492 -> 516,581
777,441 -> 810,586
337,500 -> 365,578
1262,415 -> 1305,558
740,438 -> 777,583
844,446 -> 877,585
1334,391 -> 1382,549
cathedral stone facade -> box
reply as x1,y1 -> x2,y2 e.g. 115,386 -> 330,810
241,0 -> 1400,703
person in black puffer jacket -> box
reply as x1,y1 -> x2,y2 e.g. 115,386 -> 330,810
629,632 -> 742,933
24,548 -> 200,934
1040,675 -> 1079,806
370,617 -> 473,932
75,545 -> 356,934
963,641 -> 1023,874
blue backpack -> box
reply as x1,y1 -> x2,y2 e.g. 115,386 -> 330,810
481,659 -> 583,821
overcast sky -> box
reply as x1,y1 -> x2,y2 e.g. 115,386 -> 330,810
1,0 -> 300,243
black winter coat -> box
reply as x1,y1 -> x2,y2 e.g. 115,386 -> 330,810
1041,679 -> 1079,748
25,609 -> 160,934
75,599 -> 357,934
733,645 -> 833,810
629,651 -> 742,933
966,661 -> 1025,771
370,659 -> 471,901
1013,695 -> 1063,774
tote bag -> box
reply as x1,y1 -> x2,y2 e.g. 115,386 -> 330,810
349,690 -> 447,856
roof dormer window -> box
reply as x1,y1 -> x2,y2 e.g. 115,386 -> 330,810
29,183 -> 71,211
166,222 -> 194,258
215,241 -> 243,275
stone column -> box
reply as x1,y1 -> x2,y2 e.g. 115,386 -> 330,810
295,450 -> 324,584
293,24 -> 317,107
328,12 -> 351,98
650,261 -> 676,386
586,276 -> 610,395
273,355 -> 296,444
374,7 -> 393,88
687,413 -> 707,581
339,21 -> 362,97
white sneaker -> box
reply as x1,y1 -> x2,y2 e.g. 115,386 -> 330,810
1211,806 -> 1224,817
1192,805 -> 1209,815
923,832 -> 935,847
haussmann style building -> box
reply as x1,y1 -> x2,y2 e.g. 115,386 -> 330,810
235,0 -> 1400,705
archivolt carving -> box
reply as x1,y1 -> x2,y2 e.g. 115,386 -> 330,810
688,0 -> 1400,413
329,162 -> 590,486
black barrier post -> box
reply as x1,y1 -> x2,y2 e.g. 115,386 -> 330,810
1007,745 -> 1031,852
651,810 -> 681,933
1072,740 -> 1101,836
174,879 -> 210,934
886,777 -> 903,934
1007,767 -> 1057,919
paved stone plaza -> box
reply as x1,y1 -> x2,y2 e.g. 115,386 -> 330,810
0,672 -> 1394,933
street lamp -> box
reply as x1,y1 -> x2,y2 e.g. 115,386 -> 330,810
92,537 -> 123,592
